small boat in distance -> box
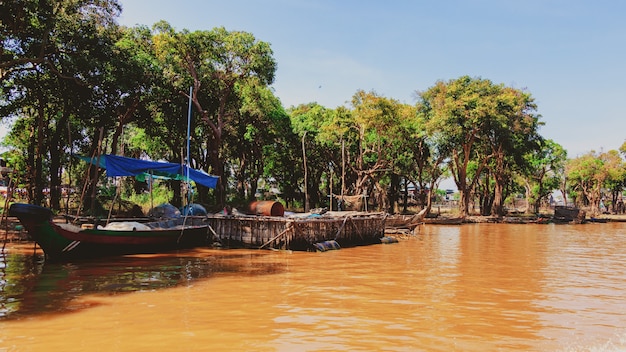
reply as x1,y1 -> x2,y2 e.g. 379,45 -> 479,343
385,208 -> 428,231
9,203 -> 212,261
422,216 -> 464,225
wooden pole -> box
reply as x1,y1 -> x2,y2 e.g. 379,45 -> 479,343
329,170 -> 333,211
89,127 -> 105,216
341,138 -> 345,198
186,86 -> 193,207
259,224 -> 294,249
302,132 -> 309,212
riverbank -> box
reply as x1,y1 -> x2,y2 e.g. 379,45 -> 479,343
465,213 -> 626,224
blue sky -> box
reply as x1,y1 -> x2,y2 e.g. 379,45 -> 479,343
117,0 -> 626,158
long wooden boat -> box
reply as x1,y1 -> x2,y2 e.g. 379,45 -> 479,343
385,208 -> 428,231
9,203 -> 212,261
422,217 -> 464,225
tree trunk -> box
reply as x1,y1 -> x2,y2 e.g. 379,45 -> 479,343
27,122 -> 36,204
611,189 -> 620,213
491,176 -> 504,216
523,181 -> 533,214
388,173 -> 400,214
401,179 -> 410,214
111,99 -> 139,155
35,100 -> 46,206
170,179 -> 182,208
451,150 -> 470,217
84,128 -> 105,215
458,188 -> 470,216
249,179 -> 258,202
48,107 -> 69,210
533,183 -> 543,214
455,170 -> 470,217
210,144 -> 225,207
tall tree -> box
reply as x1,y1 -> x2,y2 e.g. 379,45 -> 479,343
565,151 -> 622,215
409,105 -> 448,214
484,87 -> 541,216
418,76 -> 496,216
348,90 -> 404,210
417,76 -> 542,217
1,0 -> 121,82
289,103 -> 337,210
522,139 -> 566,213
227,80 -> 292,204
152,22 -> 277,207
602,150 -> 626,213
1,0 -> 123,208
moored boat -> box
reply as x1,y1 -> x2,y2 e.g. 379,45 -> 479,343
385,208 -> 428,231
422,216 -> 464,225
9,203 -> 212,261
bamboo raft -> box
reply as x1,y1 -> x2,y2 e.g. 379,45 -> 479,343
207,211 -> 387,251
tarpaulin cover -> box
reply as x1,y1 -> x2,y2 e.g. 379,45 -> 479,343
76,154 -> 218,189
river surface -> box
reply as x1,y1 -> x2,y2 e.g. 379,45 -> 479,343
1,223 -> 625,351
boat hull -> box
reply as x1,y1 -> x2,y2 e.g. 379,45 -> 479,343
9,203 -> 211,261
208,212 -> 386,251
422,217 -> 464,225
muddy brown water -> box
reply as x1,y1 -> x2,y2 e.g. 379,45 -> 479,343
1,222 -> 625,351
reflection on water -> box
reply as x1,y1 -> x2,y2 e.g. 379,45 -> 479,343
1,223 -> 625,351
0,247 -> 283,320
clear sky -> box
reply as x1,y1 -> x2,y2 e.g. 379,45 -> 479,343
116,0 -> 626,158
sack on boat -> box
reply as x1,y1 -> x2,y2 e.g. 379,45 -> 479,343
148,203 -> 181,218
180,203 -> 207,216
98,221 -> 151,231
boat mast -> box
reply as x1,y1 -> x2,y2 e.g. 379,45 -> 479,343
186,86 -> 193,208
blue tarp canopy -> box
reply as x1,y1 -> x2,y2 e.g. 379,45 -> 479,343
76,154 -> 219,189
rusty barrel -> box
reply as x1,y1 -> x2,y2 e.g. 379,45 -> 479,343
249,201 -> 285,216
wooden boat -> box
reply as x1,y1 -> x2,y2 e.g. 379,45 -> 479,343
9,203 -> 212,261
385,208 -> 428,230
422,217 -> 464,225
588,217 -> 609,223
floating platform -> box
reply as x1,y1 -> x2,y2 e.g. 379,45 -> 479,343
207,211 -> 386,251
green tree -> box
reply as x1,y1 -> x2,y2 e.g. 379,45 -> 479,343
227,80 -> 294,205
1,0 -> 121,81
602,150 -> 626,213
289,103 -> 337,211
565,151 -> 621,215
522,139 -> 567,213
418,76 -> 494,216
394,104 -> 447,214
483,87 -> 541,216
418,76 -> 542,217
347,90 -> 405,211
1,0 -> 123,208
152,22 -> 277,207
